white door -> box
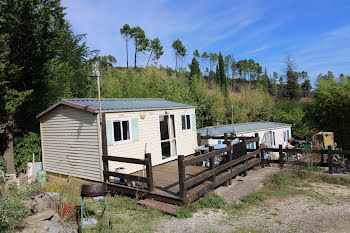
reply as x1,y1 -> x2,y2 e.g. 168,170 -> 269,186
159,114 -> 177,160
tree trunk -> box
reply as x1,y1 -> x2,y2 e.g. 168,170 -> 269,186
4,113 -> 15,173
175,54 -> 177,71
126,39 -> 129,68
146,50 -> 153,67
134,49 -> 137,69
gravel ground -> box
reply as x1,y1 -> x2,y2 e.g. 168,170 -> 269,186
158,168 -> 350,233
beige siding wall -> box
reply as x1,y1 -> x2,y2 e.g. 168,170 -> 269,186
40,106 -> 102,182
106,108 -> 197,174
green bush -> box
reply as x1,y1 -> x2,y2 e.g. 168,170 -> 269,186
14,131 -> 40,173
0,188 -> 29,232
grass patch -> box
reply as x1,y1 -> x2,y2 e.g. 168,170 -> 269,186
196,192 -> 226,209
175,205 -> 193,218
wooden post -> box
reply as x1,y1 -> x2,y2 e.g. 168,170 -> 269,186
209,146 -> 216,183
260,148 -> 265,168
32,153 -> 35,182
320,150 -> 324,166
226,140 -> 232,185
224,133 -> 229,144
242,137 -> 247,176
197,133 -> 201,146
279,145 -> 284,169
178,155 -> 186,198
101,113 -> 110,182
255,133 -> 259,157
145,153 -> 154,191
327,146 -> 333,174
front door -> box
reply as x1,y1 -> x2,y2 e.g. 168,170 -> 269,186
159,114 -> 177,160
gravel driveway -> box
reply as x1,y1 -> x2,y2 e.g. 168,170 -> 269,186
158,168 -> 350,233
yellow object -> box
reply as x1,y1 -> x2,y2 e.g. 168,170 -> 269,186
312,132 -> 335,149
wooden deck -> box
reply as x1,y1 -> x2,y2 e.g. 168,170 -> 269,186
105,133 -> 263,206
106,154 -> 261,206
132,156 -> 207,199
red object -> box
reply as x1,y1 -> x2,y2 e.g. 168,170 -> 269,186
61,204 -> 80,218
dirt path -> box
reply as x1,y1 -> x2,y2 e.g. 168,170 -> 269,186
158,168 -> 350,233
214,167 -> 280,205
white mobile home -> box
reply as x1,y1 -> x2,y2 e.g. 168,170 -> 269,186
37,98 -> 198,182
198,121 -> 292,153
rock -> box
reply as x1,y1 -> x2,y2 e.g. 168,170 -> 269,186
25,209 -> 57,225
18,173 -> 27,184
22,218 -> 75,233
32,194 -> 46,213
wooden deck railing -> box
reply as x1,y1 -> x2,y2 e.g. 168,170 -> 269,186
179,133 -> 262,200
102,153 -> 154,191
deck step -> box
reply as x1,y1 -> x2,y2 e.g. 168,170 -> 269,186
137,199 -> 180,215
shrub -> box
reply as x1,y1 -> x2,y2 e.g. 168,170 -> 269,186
14,131 -> 40,173
0,188 -> 29,232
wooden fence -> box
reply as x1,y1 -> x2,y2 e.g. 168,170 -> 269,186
102,154 -> 154,191
261,145 -> 350,174
179,133 -> 262,203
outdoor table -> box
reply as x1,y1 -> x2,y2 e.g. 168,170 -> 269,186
195,144 -> 227,167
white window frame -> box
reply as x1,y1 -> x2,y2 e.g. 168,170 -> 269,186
112,118 -> 132,145
181,114 -> 192,131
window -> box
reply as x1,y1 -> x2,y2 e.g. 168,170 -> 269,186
283,131 -> 288,142
181,114 -> 191,130
272,131 -> 276,146
113,119 -> 131,143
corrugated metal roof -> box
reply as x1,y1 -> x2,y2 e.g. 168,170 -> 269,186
197,121 -> 291,136
37,98 -> 195,118
61,98 -> 195,112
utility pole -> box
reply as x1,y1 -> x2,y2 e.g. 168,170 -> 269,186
231,105 -> 234,124
93,61 -> 102,124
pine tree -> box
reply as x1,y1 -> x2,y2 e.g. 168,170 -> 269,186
218,52 -> 227,89
284,55 -> 300,99
188,57 -> 201,82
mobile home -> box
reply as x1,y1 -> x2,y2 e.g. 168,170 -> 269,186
198,121 -> 292,153
37,98 -> 198,182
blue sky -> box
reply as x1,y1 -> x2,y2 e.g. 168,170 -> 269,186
62,0 -> 350,83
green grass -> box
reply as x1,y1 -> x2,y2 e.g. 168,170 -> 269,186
175,206 -> 193,219
196,192 -> 226,209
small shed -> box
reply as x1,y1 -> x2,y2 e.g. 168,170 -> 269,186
37,98 -> 198,182
198,121 -> 292,149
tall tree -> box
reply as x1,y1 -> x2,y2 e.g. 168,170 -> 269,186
218,52 -> 227,89
131,26 -> 149,69
193,49 -> 200,58
0,0 -> 94,172
172,39 -> 185,71
230,56 -> 237,79
209,52 -> 218,71
284,55 -> 300,99
188,57 -> 201,82
308,74 -> 350,148
179,45 -> 187,70
120,24 -> 132,68
201,51 -> 209,71
224,55 -> 233,79
146,38 -> 163,67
